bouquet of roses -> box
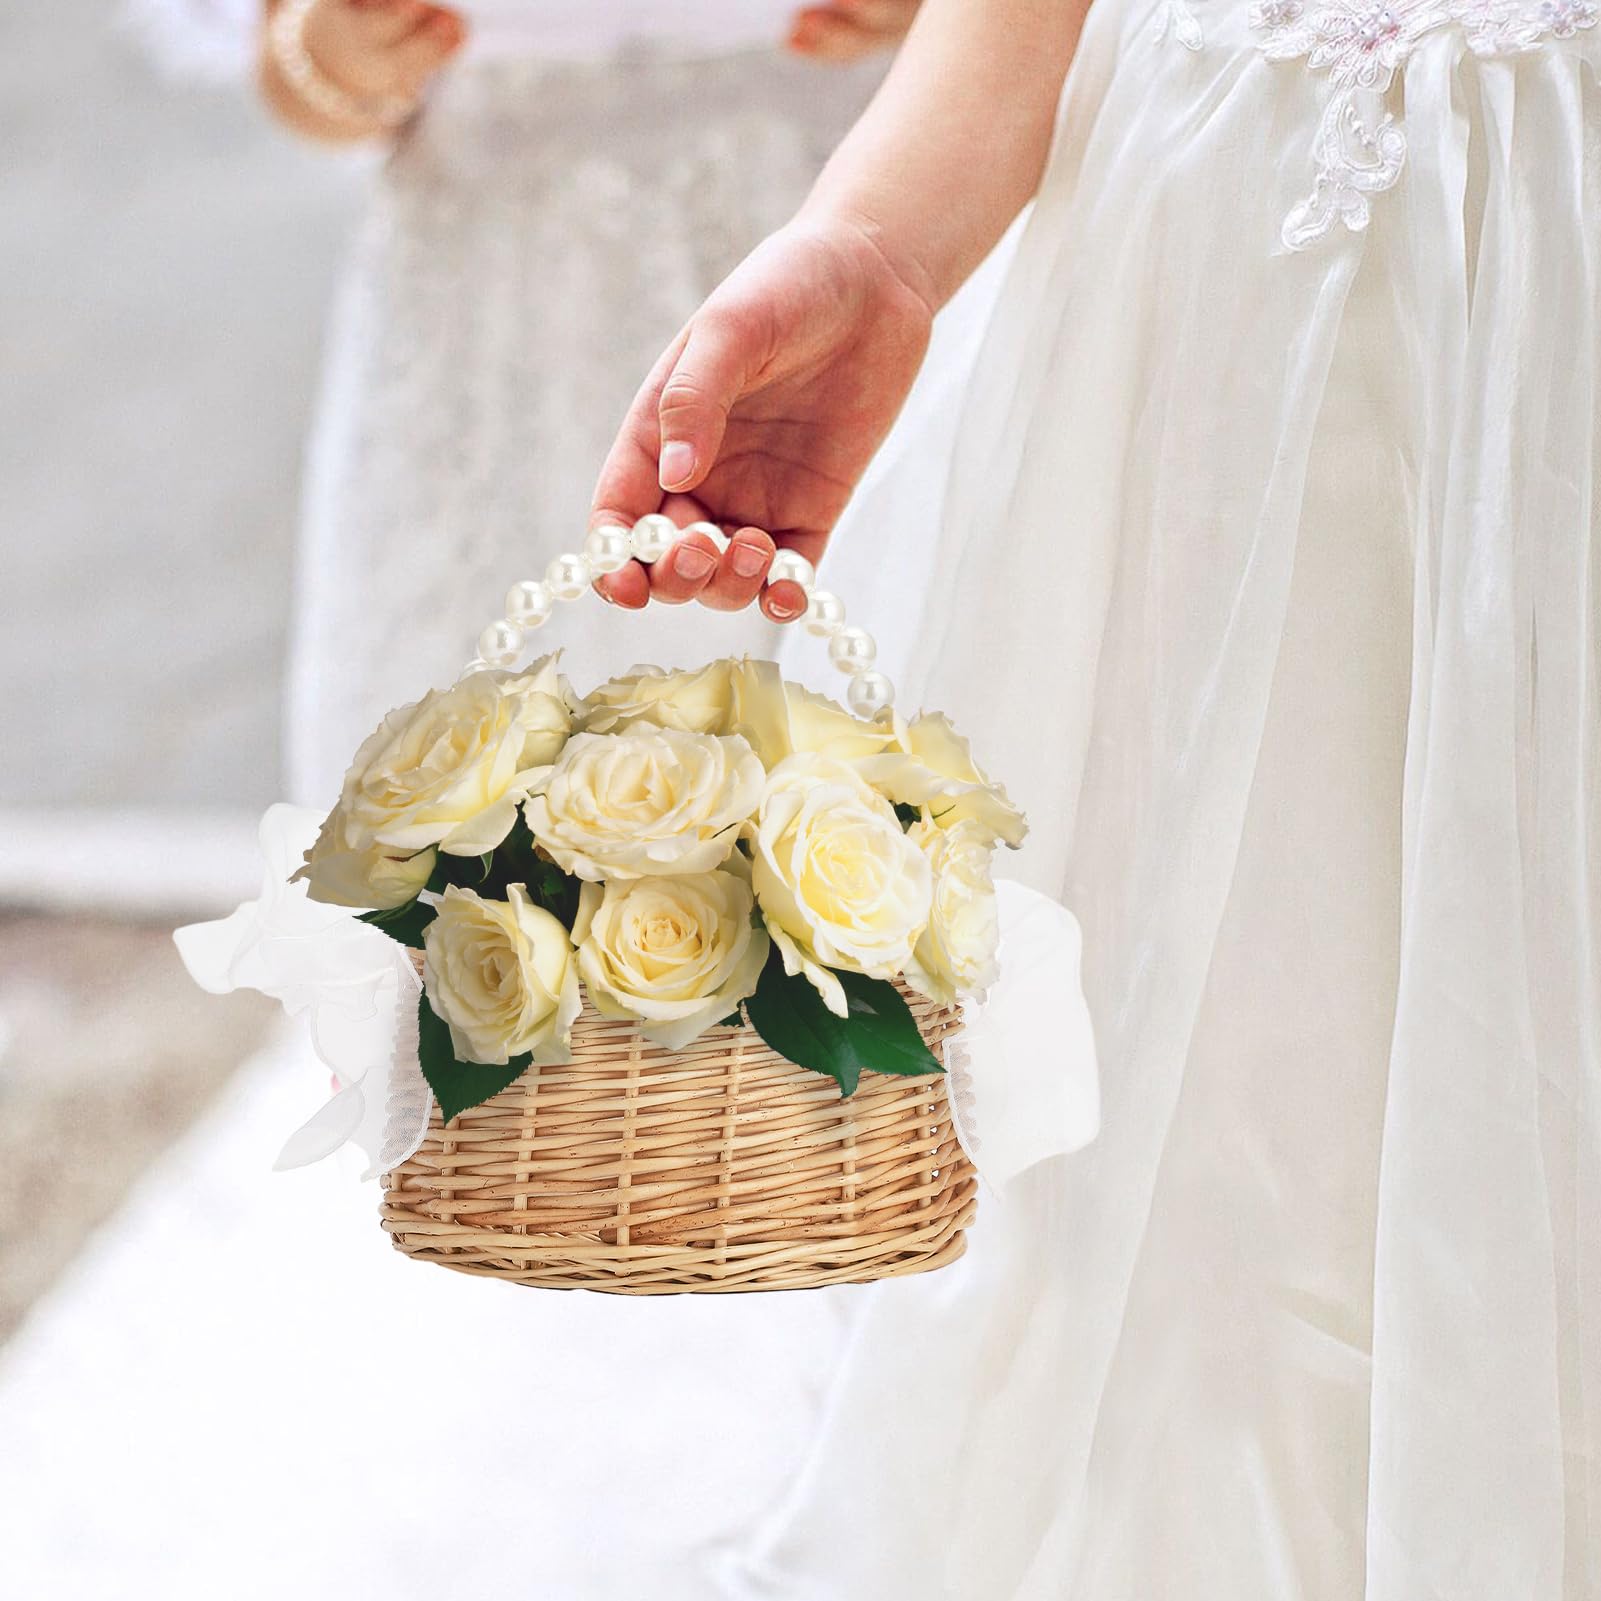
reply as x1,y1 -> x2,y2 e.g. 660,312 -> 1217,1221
295,653 -> 1026,1121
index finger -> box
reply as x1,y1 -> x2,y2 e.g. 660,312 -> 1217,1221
588,330 -> 686,609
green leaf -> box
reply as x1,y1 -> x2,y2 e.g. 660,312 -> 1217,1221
519,856 -> 582,925
417,993 -> 531,1124
508,817 -> 582,922
357,898 -> 436,951
833,970 -> 945,1077
493,815 -> 542,876
425,851 -> 495,894
892,802 -> 922,831
718,1009 -> 744,1029
417,821 -> 581,924
744,951 -> 942,1097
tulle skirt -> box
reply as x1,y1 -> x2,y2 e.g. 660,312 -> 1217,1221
757,2 -> 1601,1594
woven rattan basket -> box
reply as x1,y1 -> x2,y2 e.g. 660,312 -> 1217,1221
381,983 -> 976,1293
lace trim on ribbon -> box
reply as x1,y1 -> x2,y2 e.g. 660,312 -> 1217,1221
377,960 -> 431,1176
944,1020 -> 984,1176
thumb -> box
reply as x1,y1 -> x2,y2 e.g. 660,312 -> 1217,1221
655,312 -> 754,494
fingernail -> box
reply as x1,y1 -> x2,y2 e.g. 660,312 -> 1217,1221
731,543 -> 770,578
659,441 -> 695,490
673,546 -> 716,582
768,596 -> 803,621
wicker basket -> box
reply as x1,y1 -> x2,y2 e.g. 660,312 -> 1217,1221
380,984 -> 976,1293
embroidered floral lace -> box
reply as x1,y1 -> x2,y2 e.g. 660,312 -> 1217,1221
1162,0 -> 1598,246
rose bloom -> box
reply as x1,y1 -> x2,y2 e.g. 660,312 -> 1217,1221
579,657 -> 795,760
719,671 -> 892,769
524,726 -> 765,881
576,659 -> 898,774
856,711 -> 1028,848
751,754 -> 934,1016
578,661 -> 739,735
422,884 -> 581,1066
331,659 -> 572,861
573,870 -> 769,1049
904,818 -> 1002,1005
296,823 -> 436,911
781,682 -> 898,763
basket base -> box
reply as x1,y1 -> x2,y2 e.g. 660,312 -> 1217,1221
379,1213 -> 973,1294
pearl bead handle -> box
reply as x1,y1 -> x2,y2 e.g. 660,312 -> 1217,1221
465,518 -> 896,717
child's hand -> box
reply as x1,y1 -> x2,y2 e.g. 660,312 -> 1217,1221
589,216 -> 936,620
299,0 -> 464,106
260,0 -> 466,142
788,0 -> 923,61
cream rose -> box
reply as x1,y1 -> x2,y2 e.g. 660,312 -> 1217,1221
335,659 -> 572,859
572,661 -> 894,774
422,885 -> 581,1065
579,657 -> 792,759
750,754 -> 933,1016
524,726 -> 765,881
856,712 -> 1028,848
782,683 -> 898,763
903,819 -> 1002,1005
572,870 -> 769,1049
724,658 -> 793,766
579,661 -> 735,735
296,810 -> 435,910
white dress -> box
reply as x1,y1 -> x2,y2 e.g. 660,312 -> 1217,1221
742,0 -> 1601,1595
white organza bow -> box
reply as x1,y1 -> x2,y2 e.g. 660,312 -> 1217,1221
174,805 -> 428,1178
947,880 -> 1101,1190
175,806 -> 1099,1187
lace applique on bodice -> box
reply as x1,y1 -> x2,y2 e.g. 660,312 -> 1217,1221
1258,0 -> 1596,247
1165,0 -> 1597,248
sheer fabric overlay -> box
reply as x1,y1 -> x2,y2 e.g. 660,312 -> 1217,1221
756,2 -> 1601,1595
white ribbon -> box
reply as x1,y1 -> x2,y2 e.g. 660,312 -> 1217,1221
174,805 -> 427,1179
951,880 -> 1102,1189
175,807 -> 1100,1189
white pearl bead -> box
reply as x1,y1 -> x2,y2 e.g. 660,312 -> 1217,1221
682,519 -> 730,553
630,513 -> 677,564
847,671 -> 894,717
504,579 -> 554,627
478,619 -> 524,668
545,552 -> 591,601
768,549 -> 816,592
804,589 -> 846,637
583,524 -> 632,575
828,626 -> 878,672
460,657 -> 490,678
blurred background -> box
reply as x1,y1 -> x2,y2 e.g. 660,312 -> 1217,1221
0,0 -> 359,1336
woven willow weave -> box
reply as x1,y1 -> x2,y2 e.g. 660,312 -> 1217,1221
381,986 -> 976,1293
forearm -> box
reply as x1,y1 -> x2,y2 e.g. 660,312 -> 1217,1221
803,0 -> 1088,309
